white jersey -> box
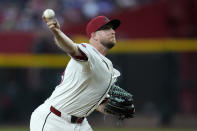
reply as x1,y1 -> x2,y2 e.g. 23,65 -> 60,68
44,43 -> 120,117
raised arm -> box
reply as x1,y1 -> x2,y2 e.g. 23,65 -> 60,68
42,15 -> 81,56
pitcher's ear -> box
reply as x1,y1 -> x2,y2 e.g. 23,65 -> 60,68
91,32 -> 98,41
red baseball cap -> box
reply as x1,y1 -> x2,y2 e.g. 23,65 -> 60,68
86,16 -> 121,38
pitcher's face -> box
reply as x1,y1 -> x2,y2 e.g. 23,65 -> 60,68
96,26 -> 116,49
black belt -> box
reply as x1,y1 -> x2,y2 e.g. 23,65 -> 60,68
50,106 -> 84,124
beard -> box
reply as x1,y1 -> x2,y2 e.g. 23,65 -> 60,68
100,40 -> 115,49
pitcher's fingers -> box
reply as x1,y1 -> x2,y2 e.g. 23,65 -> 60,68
54,19 -> 60,29
49,24 -> 55,29
47,21 -> 57,27
42,15 -> 50,23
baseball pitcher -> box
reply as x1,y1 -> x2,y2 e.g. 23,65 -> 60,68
30,11 -> 135,131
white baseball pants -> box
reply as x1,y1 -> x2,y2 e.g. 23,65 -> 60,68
30,104 -> 93,131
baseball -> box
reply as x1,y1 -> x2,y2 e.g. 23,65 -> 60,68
43,9 -> 55,19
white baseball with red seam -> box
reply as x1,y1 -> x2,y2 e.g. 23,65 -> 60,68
43,9 -> 55,19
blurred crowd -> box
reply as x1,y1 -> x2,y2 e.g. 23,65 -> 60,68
0,0 -> 153,31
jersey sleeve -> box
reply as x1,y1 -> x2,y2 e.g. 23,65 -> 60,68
69,43 -> 89,61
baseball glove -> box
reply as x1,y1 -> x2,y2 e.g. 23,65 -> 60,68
104,85 -> 135,120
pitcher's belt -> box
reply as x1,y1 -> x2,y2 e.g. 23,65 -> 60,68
50,106 -> 84,124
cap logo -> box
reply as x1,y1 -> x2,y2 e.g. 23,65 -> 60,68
104,17 -> 110,22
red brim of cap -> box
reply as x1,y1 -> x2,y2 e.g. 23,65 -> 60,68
99,19 -> 121,30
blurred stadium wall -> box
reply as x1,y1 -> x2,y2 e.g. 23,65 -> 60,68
0,0 -> 197,128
